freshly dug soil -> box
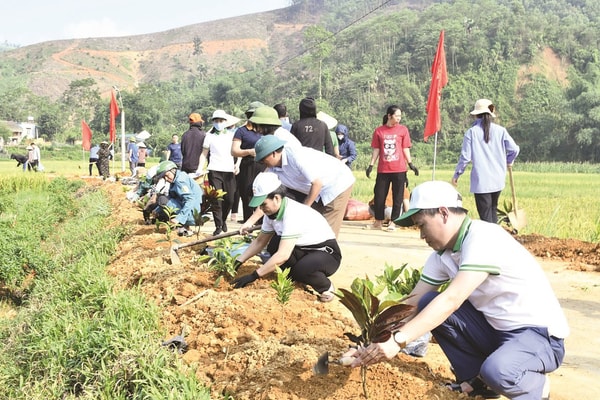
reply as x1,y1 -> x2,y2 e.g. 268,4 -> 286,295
98,179 -> 599,400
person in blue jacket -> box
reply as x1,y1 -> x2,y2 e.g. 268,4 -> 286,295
153,160 -> 202,237
127,137 -> 139,176
335,124 -> 357,168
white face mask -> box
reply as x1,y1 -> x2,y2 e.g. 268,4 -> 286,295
213,122 -> 226,131
337,134 -> 344,141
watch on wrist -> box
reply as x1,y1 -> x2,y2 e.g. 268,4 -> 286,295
393,331 -> 407,348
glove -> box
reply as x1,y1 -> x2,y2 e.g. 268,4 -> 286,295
233,259 -> 244,272
408,162 -> 419,176
232,270 -> 259,288
366,165 -> 373,178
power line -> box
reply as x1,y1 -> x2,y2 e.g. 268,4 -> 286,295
272,0 -> 395,70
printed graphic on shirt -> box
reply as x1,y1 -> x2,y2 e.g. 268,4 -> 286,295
383,136 -> 399,162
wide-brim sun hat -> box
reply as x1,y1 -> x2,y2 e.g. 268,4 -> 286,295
225,114 -> 241,127
394,181 -> 468,227
254,135 -> 286,162
211,109 -> 229,121
249,172 -> 282,207
470,99 -> 496,118
250,106 -> 282,126
317,111 -> 338,130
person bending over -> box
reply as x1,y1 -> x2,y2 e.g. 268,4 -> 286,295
231,172 -> 341,302
346,181 -> 568,400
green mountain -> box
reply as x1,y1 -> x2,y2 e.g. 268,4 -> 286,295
1,0 -> 599,162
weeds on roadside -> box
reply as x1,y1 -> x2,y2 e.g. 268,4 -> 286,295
155,205 -> 179,242
270,267 -> 294,326
0,176 -> 209,399
497,200 -> 515,229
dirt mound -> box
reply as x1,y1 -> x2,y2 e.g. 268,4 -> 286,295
100,179 -> 598,399
516,234 -> 600,272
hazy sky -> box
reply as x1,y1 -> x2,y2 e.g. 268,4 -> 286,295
2,0 -> 290,46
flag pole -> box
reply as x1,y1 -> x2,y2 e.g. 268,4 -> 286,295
111,86 -> 125,173
432,132 -> 438,180
121,109 -> 125,173
423,30 -> 448,181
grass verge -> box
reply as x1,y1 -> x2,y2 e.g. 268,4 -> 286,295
0,176 -> 210,399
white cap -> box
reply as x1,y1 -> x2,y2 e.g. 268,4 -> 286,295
249,172 -> 282,207
394,181 -> 466,227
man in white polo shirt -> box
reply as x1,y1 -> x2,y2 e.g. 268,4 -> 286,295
231,172 -> 341,302
345,181 -> 568,400
240,135 -> 354,238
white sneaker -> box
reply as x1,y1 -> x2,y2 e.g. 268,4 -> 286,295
386,224 -> 396,232
318,284 -> 336,302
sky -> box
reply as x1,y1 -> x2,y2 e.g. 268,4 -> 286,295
1,0 -> 290,47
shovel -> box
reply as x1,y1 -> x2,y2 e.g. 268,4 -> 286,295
170,225 -> 261,265
312,351 -> 354,375
507,166 -> 527,231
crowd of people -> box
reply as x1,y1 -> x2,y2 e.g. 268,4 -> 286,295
116,97 -> 564,400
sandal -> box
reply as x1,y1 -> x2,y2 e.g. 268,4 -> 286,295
363,223 -> 383,230
445,377 -> 500,399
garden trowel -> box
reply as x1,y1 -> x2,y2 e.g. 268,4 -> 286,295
312,351 -> 354,375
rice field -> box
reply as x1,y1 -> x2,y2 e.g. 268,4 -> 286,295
1,157 -> 599,242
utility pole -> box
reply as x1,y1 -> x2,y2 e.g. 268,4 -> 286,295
113,86 -> 126,172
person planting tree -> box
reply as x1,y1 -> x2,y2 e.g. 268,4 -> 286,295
231,172 -> 341,302
344,181 -> 568,400
152,160 -> 203,237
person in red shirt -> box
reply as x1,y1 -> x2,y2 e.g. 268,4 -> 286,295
365,105 -> 418,231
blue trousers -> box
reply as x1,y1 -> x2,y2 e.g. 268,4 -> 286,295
419,291 -> 565,400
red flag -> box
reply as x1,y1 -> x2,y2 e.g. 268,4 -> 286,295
109,90 -> 120,143
423,30 -> 448,142
81,120 -> 92,151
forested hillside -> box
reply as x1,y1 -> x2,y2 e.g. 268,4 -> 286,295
1,0 -> 599,163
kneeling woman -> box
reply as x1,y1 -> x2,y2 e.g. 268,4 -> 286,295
232,172 -> 341,302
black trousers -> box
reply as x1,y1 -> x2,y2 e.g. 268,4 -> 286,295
89,158 -> 100,176
236,157 -> 265,222
268,238 -> 341,293
373,172 -> 407,223
474,191 -> 501,223
208,170 -> 236,230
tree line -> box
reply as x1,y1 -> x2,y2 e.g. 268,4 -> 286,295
1,0 -> 600,164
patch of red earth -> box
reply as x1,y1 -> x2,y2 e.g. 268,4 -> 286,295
95,179 -> 596,399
